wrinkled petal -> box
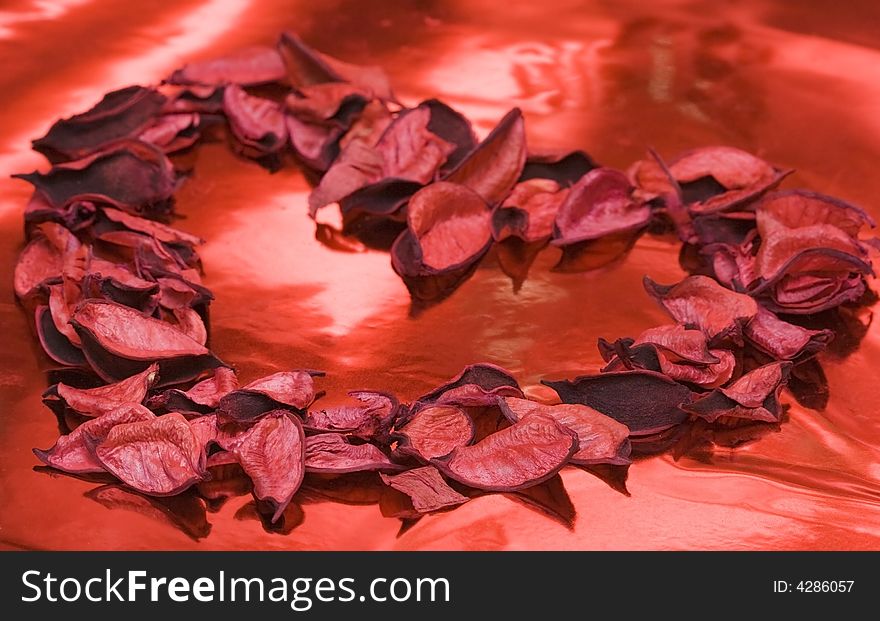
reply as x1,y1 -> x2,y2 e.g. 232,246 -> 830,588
43,363 -> 159,418
95,412 -> 205,495
33,86 -> 167,163
380,466 -> 468,514
644,275 -> 758,341
304,390 -> 397,438
223,85 -> 287,157
230,411 -> 305,523
745,307 -> 833,361
71,299 -> 224,385
417,363 -> 523,407
683,362 -> 791,423
168,46 -> 286,86
492,179 -> 568,242
218,370 -> 318,422
552,168 -> 650,245
33,403 -> 155,474
445,108 -> 526,206
149,367 -> 240,414
304,433 -> 402,474
435,413 -> 577,492
396,404 -> 474,461
498,396 -> 631,465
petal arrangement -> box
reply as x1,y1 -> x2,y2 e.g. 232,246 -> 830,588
13,32 -> 877,537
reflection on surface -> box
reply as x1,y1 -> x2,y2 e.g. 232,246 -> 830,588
2,0 -> 880,550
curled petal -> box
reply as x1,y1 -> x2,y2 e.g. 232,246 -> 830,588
43,363 -> 159,418
396,404 -> 475,461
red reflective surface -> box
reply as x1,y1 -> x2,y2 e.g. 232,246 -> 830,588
2,0 -> 880,550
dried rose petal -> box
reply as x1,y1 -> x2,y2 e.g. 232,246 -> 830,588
35,305 -> 86,366
757,189 -> 874,236
95,412 -> 205,495
33,403 -> 154,474
71,299 -> 224,385
435,413 -> 577,491
99,206 -> 202,248
304,390 -> 397,438
138,113 -> 201,153
634,324 -> 719,365
304,433 -> 402,474
218,370 -> 318,422
33,86 -> 167,163
43,363 -> 159,418
417,363 -> 524,407
644,275 -> 758,341
376,106 -> 456,183
552,168 -> 650,245
519,150 -> 597,185
669,146 -> 777,192
391,182 -> 492,304
14,222 -> 80,300
445,108 -> 526,206
543,370 -> 692,435
396,404 -> 475,461
168,46 -> 286,86
277,31 -> 396,101
745,307 -> 833,361
223,85 -> 287,158
498,396 -> 631,465
380,466 -> 468,514
492,179 -> 569,242
188,414 -> 218,449
148,367 -> 239,414
683,362 -> 791,423
14,141 -> 176,214
230,411 -> 305,523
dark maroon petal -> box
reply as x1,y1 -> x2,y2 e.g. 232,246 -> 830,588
644,275 -> 758,341
492,179 -> 569,242
498,396 -> 631,465
396,404 -> 475,461
35,305 -> 86,366
230,411 -> 305,523
380,466 -> 468,514
223,84 -> 287,157
33,403 -> 154,474
95,412 -> 205,496
304,390 -> 397,437
218,371 -> 318,422
13,222 -> 80,299
543,370 -> 692,435
168,46 -> 286,86
552,168 -> 650,245
745,307 -> 833,361
32,86 -> 167,163
43,363 -> 159,418
304,434 -> 402,474
756,189 -> 875,236
417,363 -> 524,407
14,141 -> 176,213
683,362 -> 791,423
519,150 -> 597,185
70,299 -> 224,386
445,108 -> 526,206
435,413 -> 577,492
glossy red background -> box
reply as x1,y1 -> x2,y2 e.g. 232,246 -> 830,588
1,0 -> 879,550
